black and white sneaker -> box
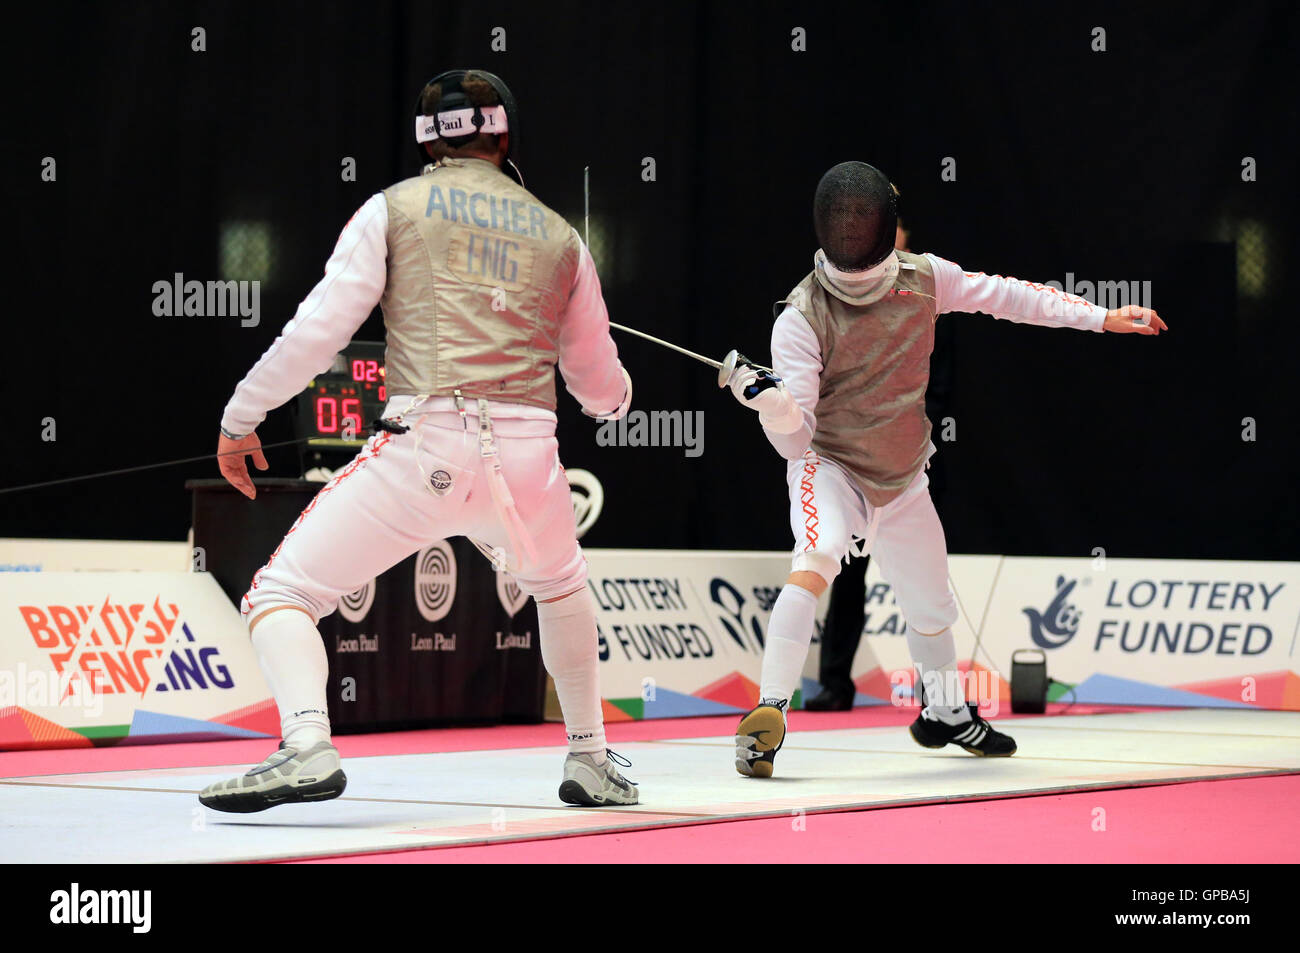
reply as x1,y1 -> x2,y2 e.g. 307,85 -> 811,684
909,704 -> 1017,757
735,698 -> 788,777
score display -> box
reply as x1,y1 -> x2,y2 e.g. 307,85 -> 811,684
294,341 -> 387,448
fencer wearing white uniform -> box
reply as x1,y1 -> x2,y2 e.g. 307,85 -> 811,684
729,162 -> 1165,777
202,69 -> 639,812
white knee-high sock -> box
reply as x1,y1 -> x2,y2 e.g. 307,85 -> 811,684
759,584 -> 820,704
250,609 -> 332,749
536,588 -> 607,761
905,626 -> 971,725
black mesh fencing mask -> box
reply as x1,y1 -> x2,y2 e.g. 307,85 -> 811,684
813,161 -> 897,271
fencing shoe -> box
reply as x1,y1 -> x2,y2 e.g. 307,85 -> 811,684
559,750 -> 639,806
735,698 -> 788,777
909,703 -> 1017,757
198,741 -> 347,813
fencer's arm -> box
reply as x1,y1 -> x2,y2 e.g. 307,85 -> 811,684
556,231 -> 631,420
758,305 -> 821,459
926,253 -> 1106,331
220,194 -> 389,437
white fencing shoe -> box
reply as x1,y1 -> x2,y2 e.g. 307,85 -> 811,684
198,741 -> 347,813
558,750 -> 639,806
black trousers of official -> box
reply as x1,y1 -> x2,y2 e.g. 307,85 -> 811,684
817,553 -> 870,698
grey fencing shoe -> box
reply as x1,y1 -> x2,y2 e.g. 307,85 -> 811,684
198,741 -> 347,814
558,749 -> 639,806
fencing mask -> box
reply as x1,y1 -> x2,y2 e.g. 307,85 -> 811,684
813,161 -> 897,272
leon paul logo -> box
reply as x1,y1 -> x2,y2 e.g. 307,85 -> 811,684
1023,576 -> 1082,649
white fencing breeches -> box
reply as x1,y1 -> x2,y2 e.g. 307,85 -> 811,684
786,451 -> 958,635
242,409 -> 586,622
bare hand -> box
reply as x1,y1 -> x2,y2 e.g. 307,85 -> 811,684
1103,305 -> 1167,336
217,431 -> 269,499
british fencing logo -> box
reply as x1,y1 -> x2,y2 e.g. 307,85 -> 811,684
1023,575 -> 1082,649
429,469 -> 453,495
16,597 -> 240,697
338,580 -> 375,623
414,542 -> 457,622
496,569 -> 528,617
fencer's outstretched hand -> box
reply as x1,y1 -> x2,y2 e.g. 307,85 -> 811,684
218,431 -> 269,500
727,365 -> 803,434
1103,305 -> 1167,336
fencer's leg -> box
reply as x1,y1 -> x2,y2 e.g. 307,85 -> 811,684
736,567 -> 834,778
248,606 -> 331,750
496,432 -> 636,806
535,587 -> 607,758
871,473 -> 1016,757
202,433 -> 445,812
533,587 -> 638,806
759,569 -> 829,703
737,453 -> 865,778
905,623 -> 969,724
199,599 -> 345,813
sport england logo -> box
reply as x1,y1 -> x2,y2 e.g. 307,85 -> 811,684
1023,575 -> 1082,649
414,542 -> 457,622
338,580 -> 375,623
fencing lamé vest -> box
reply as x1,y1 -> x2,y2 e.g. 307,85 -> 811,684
778,250 -> 939,507
380,157 -> 580,410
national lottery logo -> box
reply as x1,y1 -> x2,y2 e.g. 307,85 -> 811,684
414,542 -> 457,622
338,580 -> 375,623
429,469 -> 453,495
1023,575 -> 1082,649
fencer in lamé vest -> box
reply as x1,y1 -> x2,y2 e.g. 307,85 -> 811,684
381,155 -> 581,408
777,249 -> 938,507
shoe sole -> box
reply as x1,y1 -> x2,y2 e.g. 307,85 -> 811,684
735,706 -> 786,778
558,778 -> 638,807
199,769 -> 348,814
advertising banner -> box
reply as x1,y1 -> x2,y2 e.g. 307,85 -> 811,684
586,551 -> 1300,719
583,549 -> 826,720
972,557 -> 1300,709
1,572 -> 276,749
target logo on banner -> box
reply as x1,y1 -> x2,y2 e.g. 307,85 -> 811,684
496,570 -> 528,618
338,580 -> 375,623
414,542 -> 457,622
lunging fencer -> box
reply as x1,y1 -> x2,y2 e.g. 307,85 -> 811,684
202,69 -> 639,812
726,161 -> 1166,777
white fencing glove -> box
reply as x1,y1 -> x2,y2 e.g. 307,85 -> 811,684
727,365 -> 803,434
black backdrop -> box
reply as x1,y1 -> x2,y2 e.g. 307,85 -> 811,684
6,1 -> 1299,560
